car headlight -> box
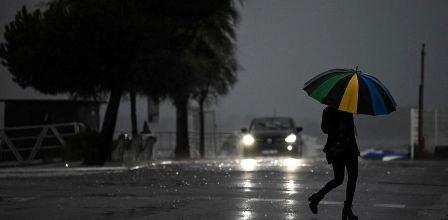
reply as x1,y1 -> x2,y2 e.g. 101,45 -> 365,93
242,134 -> 255,146
285,134 -> 297,143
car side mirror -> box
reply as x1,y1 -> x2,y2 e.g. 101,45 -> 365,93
241,127 -> 248,133
295,127 -> 303,133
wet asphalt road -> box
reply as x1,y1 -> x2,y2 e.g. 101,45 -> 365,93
0,157 -> 448,220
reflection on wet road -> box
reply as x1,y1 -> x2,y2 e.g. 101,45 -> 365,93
1,157 -> 448,219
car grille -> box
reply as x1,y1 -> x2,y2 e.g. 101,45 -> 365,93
255,137 -> 284,144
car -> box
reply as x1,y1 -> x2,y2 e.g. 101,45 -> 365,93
240,117 -> 303,157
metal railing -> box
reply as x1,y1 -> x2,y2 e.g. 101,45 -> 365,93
0,122 -> 84,163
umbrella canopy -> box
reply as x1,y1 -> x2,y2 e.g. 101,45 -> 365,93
303,68 -> 397,115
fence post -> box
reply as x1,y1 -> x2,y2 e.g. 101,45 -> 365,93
74,122 -> 80,134
410,109 -> 417,160
434,109 -> 438,147
27,126 -> 48,161
0,130 -> 24,162
0,139 -> 3,161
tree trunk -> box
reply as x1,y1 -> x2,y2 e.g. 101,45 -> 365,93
130,90 -> 138,136
174,95 -> 190,159
100,88 -> 123,162
199,94 -> 206,158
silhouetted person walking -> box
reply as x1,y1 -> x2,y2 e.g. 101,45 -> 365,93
308,106 -> 360,220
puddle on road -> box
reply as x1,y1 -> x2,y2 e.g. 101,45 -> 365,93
83,193 -> 137,198
1,196 -> 35,203
98,199 -> 189,218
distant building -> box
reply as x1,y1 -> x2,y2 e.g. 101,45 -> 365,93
0,99 -> 104,130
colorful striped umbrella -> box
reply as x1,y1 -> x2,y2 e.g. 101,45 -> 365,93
303,67 -> 397,115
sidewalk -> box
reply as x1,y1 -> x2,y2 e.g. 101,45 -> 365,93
0,160 -> 127,177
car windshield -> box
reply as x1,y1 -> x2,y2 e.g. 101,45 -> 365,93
250,118 -> 293,131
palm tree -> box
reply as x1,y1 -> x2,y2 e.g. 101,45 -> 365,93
190,0 -> 240,158
189,37 -> 238,158
162,0 -> 241,159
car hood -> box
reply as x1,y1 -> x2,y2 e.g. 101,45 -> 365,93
251,130 -> 293,138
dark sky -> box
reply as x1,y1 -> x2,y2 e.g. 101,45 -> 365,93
1,0 -> 448,136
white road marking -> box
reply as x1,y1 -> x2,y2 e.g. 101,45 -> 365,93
248,198 -> 287,202
373,203 -> 406,208
320,200 -> 344,205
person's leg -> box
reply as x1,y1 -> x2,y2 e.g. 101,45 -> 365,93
345,157 -> 358,204
309,161 -> 345,214
343,157 -> 358,219
319,161 -> 345,195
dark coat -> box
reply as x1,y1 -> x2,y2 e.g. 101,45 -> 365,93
321,106 -> 360,164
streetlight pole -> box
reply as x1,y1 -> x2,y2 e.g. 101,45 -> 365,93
417,43 -> 425,159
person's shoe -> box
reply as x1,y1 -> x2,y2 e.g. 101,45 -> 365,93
342,201 -> 358,220
308,193 -> 323,214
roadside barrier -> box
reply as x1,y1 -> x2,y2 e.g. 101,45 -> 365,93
0,122 -> 84,163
